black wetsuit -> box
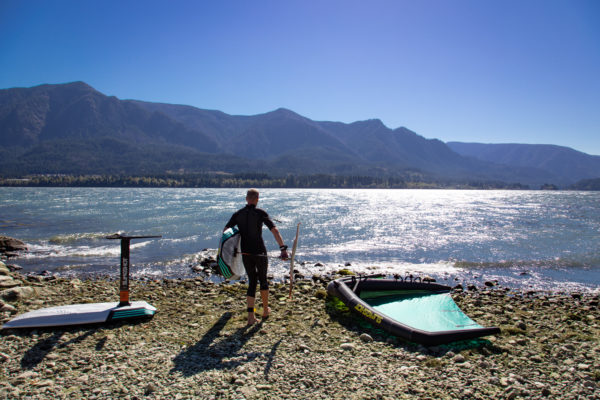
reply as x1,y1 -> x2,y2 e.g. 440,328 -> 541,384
225,204 -> 275,297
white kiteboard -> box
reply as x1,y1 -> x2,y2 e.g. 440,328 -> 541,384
2,301 -> 156,329
217,227 -> 245,280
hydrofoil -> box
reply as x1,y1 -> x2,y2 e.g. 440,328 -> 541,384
2,234 -> 161,329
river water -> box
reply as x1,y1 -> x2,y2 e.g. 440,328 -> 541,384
1,188 -> 599,292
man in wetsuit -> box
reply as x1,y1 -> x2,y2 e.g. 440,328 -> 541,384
224,189 -> 289,325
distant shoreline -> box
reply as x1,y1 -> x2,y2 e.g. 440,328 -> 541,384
0,174 -> 579,190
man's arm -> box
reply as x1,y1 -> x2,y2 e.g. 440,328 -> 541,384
270,226 -> 285,248
224,213 -> 237,231
271,227 -> 289,259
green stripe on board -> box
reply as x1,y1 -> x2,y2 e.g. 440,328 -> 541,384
218,258 -> 232,278
111,309 -> 154,319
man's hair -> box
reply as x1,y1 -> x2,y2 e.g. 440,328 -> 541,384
246,188 -> 259,200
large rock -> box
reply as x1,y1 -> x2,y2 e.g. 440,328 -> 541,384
0,275 -> 21,288
0,236 -> 27,254
0,262 -> 9,276
0,286 -> 37,301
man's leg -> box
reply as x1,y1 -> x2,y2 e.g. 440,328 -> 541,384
257,257 -> 270,318
260,289 -> 270,318
247,296 -> 258,325
243,255 -> 258,325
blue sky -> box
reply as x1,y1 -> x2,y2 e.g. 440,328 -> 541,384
1,0 -> 599,155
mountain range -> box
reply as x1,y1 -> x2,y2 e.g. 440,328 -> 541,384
1,81 -> 598,188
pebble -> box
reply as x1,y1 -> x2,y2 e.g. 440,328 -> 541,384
0,269 -> 598,399
297,344 -> 311,352
452,354 -> 466,363
33,380 -> 53,387
359,333 -> 373,343
16,371 -> 39,381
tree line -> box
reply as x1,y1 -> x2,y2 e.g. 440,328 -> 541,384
0,173 -> 536,189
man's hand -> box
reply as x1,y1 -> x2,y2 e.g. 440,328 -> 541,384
279,245 -> 289,260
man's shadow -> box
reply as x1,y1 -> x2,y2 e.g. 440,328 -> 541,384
171,312 -> 279,378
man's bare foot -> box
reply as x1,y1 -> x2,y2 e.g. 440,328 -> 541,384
262,307 -> 271,320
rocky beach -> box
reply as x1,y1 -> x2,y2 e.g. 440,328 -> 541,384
0,259 -> 599,399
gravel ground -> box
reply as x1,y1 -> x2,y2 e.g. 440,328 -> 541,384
1,261 -> 599,399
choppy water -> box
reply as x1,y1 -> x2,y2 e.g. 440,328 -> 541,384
1,188 -> 599,292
